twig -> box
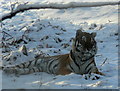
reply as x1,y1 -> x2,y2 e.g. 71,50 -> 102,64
39,72 -> 43,88
10,1 -> 14,12
10,1 -> 19,12
0,22 -> 4,28
18,26 -> 26,31
2,31 -> 13,38
100,58 -> 107,66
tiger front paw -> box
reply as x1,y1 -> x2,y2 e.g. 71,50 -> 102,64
83,73 -> 102,80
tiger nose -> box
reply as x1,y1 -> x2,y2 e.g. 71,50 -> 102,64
81,52 -> 84,54
86,48 -> 90,51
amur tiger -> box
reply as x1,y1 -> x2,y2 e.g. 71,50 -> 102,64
2,29 -> 104,79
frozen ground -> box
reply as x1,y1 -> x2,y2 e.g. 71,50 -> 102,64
0,0 -> 119,89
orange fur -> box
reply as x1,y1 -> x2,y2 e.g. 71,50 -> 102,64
56,54 -> 72,75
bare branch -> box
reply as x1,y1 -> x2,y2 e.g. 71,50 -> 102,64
2,31 -> 13,39
1,2 -> 119,21
10,2 -> 18,12
100,58 -> 107,67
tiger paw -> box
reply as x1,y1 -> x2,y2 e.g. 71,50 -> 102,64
89,73 -> 100,80
83,73 -> 102,80
83,74 -> 91,80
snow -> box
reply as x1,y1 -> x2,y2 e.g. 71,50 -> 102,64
0,0 -> 119,90
1,0 -> 119,21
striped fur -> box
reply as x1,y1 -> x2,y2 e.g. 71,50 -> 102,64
3,29 -> 104,76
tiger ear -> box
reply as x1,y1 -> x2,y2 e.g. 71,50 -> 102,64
76,28 -> 83,37
91,32 -> 96,37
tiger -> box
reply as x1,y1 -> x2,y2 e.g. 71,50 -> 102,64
2,29 -> 104,78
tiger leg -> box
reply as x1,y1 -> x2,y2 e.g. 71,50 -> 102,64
94,71 -> 105,76
91,66 -> 105,76
84,67 -> 105,80
57,68 -> 72,75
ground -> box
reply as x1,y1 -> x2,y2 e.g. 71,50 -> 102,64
0,0 -> 118,89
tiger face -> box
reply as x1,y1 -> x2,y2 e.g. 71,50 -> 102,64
72,29 -> 97,60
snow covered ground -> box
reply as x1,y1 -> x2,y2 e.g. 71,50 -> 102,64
0,0 -> 119,89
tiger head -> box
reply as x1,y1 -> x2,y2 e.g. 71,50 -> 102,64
71,29 -> 97,60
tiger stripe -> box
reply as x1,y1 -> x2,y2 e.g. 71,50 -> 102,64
86,67 -> 92,74
27,61 -> 33,68
85,60 -> 94,71
47,57 -> 60,73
